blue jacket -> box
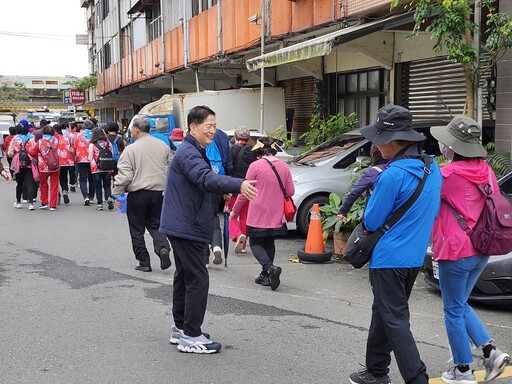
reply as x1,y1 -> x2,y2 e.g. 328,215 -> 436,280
213,129 -> 233,176
159,134 -> 243,243
364,154 -> 442,268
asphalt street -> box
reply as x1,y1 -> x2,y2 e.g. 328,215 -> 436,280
0,179 -> 511,384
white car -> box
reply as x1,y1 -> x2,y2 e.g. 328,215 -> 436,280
223,129 -> 294,162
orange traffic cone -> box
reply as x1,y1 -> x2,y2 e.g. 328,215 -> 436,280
297,203 -> 332,263
305,203 -> 324,254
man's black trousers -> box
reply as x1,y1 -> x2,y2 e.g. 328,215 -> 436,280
366,267 -> 429,384
168,236 -> 209,338
126,190 -> 169,267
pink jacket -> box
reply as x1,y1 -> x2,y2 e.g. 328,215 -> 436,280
232,156 -> 294,229
432,159 -> 499,261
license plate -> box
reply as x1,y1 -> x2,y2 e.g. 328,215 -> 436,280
432,260 -> 439,280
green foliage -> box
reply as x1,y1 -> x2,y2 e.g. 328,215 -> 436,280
65,76 -> 97,91
271,125 -> 294,150
300,112 -> 359,152
320,157 -> 370,234
0,76 -> 29,105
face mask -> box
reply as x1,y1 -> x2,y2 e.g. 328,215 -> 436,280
439,142 -> 454,162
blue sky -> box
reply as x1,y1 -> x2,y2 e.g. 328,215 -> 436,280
0,0 -> 89,77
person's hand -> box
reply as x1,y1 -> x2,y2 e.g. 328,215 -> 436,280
240,180 -> 257,200
337,214 -> 345,222
229,211 -> 236,220
224,193 -> 232,202
1,170 -> 11,183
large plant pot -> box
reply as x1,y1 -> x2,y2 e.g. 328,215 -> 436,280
333,232 -> 349,256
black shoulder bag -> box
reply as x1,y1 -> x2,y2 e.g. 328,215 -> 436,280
343,155 -> 432,268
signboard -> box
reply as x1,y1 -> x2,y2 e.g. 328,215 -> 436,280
70,89 -> 86,104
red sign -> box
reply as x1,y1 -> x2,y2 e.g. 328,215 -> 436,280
70,89 -> 86,104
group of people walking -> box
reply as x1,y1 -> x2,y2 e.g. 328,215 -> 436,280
4,118 -> 124,211
1,105 -> 509,382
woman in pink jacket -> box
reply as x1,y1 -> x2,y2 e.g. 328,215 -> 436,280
431,116 -> 510,384
231,137 -> 294,291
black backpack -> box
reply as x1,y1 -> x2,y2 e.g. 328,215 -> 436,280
18,140 -> 31,168
94,142 -> 116,171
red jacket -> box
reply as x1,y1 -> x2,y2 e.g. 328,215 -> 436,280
2,135 -> 15,154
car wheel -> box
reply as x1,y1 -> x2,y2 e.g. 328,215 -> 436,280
296,195 -> 329,237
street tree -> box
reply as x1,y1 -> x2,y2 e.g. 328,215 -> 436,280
391,0 -> 512,118
65,76 -> 97,91
0,76 -> 29,106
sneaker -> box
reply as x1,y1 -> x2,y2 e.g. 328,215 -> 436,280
63,191 -> 70,205
22,199 -> 28,204
441,366 -> 477,384
234,234 -> 246,254
241,249 -> 247,254
50,207 -> 58,211
13,202 -> 22,209
39,204 -> 49,210
84,198 -> 90,206
169,325 -> 210,345
349,369 -> 391,384
96,204 -> 103,211
483,348 -> 510,382
28,204 -> 35,211
255,274 -> 270,286
70,186 -> 76,192
212,246 -> 223,265
177,333 -> 221,354
107,198 -> 114,210
269,265 -> 282,291
159,248 -> 172,270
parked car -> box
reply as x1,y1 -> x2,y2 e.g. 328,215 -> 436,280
223,129 -> 294,163
287,130 -> 372,236
423,171 -> 512,306
0,114 -> 16,137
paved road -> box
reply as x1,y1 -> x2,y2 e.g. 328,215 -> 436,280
0,180 -> 511,384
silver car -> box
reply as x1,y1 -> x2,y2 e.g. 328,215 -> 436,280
288,131 -> 371,236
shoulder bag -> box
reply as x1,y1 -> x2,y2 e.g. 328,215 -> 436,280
264,158 -> 296,222
343,155 -> 432,268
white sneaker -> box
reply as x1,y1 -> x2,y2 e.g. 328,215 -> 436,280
169,325 -> 210,345
22,199 -> 28,203
177,333 -> 221,354
441,366 -> 477,384
484,348 -> 510,382
234,234 -> 246,254
28,204 -> 35,211
212,246 -> 222,265
13,202 -> 22,209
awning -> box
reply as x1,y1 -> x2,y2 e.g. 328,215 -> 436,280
246,12 -> 414,72
128,0 -> 159,15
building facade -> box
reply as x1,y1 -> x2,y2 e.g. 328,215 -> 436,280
81,0 -> 510,153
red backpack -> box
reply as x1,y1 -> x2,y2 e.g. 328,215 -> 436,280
449,178 -> 512,256
40,140 -> 60,172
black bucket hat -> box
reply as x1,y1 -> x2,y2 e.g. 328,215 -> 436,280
359,104 -> 425,145
430,115 -> 487,158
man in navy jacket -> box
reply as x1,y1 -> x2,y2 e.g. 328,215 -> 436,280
160,105 -> 256,354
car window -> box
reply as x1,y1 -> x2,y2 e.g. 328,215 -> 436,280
294,136 -> 366,165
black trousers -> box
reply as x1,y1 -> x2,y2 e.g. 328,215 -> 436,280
126,190 -> 169,267
169,236 -> 209,337
249,236 -> 276,274
76,162 -> 95,200
366,268 -> 429,384
59,165 -> 76,191
15,167 -> 35,203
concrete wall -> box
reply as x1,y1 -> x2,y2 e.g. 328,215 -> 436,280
496,1 -> 512,154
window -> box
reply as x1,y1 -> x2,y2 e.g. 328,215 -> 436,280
192,0 -> 216,17
101,0 -> 109,20
101,42 -> 111,70
329,69 -> 386,127
147,6 -> 162,42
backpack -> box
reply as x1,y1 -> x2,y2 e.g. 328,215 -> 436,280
449,181 -> 512,256
41,140 -> 60,172
95,142 -> 116,171
18,140 -> 31,168
111,136 -> 120,161
205,141 -> 225,175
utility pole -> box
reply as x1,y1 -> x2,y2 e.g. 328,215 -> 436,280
474,0 -> 482,129
259,0 -> 267,133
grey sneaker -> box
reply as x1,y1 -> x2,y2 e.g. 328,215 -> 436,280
349,368 -> 391,384
483,348 -> 510,382
441,366 -> 477,384
169,325 -> 210,345
234,234 -> 246,254
212,246 -> 222,265
177,333 -> 221,354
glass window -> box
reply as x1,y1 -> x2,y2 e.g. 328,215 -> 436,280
359,72 -> 367,91
347,74 -> 357,93
368,70 -> 380,90
337,76 -> 345,94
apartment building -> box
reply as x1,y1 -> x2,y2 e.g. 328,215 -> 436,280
81,0 -> 510,153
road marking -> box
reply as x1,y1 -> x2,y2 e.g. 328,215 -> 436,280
429,366 -> 512,383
